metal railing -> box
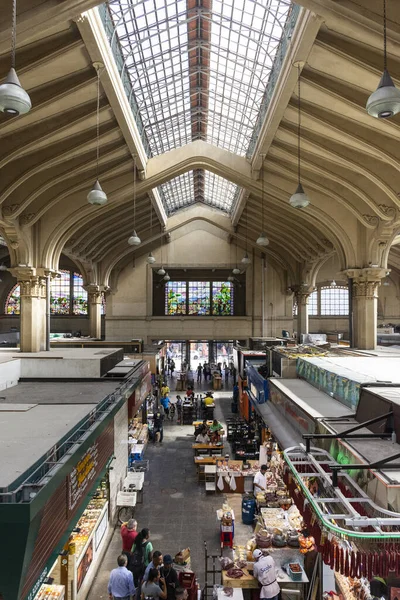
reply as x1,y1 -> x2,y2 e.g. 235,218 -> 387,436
0,375 -> 139,504
246,3 -> 301,159
98,3 -> 152,158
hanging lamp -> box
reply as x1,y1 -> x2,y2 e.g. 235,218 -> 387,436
157,232 -> 165,275
232,237 -> 240,274
257,155 -> 270,245
128,157 -> 141,245
290,66 -> 310,209
164,273 -> 170,282
367,0 -> 400,118
87,64 -> 108,206
147,200 -> 156,263
0,0 -> 31,116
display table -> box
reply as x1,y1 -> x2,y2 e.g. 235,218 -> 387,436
192,443 -> 224,456
194,456 -> 218,482
217,589 -> 243,600
216,459 -> 258,493
222,569 -> 259,589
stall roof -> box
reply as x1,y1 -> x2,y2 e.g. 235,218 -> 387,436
301,356 -> 400,385
270,379 -> 354,420
364,386 -> 400,407
253,401 -> 303,450
0,403 -> 94,488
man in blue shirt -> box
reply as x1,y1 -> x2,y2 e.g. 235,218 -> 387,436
143,550 -> 163,584
108,554 -> 136,600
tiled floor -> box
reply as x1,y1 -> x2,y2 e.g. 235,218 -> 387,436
87,384 -> 235,599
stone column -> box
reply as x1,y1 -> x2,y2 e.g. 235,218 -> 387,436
293,286 -> 313,342
10,268 -> 47,352
86,285 -> 102,339
345,268 -> 387,350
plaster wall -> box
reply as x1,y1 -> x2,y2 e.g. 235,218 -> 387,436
20,357 -> 102,378
0,358 -> 20,390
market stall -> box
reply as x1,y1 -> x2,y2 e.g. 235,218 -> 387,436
284,445 -> 400,600
128,417 -> 148,464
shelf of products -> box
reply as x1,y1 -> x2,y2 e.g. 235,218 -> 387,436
36,585 -> 65,600
71,481 -> 108,559
128,419 -> 148,460
334,572 -> 372,600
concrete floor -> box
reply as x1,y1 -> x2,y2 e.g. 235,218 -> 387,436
87,379 -> 237,599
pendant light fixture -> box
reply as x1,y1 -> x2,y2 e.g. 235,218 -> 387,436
257,155 -> 270,246
157,233 -> 165,275
232,237 -> 240,274
367,0 -> 400,118
147,201 -> 156,263
164,272 -> 170,282
87,64 -> 108,206
290,66 -> 310,209
128,156 -> 141,245
241,201 -> 251,264
0,0 -> 31,116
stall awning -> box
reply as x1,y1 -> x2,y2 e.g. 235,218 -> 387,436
252,399 -> 303,449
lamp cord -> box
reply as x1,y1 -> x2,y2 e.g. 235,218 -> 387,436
133,156 -> 136,228
96,66 -> 100,181
297,64 -> 301,184
261,154 -> 265,231
11,0 -> 16,69
383,0 -> 387,71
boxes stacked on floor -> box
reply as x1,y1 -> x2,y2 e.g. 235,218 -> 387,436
128,419 -> 148,462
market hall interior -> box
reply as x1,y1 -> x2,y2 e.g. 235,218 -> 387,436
2,0 -> 400,599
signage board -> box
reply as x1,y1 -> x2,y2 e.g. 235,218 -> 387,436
68,442 -> 99,513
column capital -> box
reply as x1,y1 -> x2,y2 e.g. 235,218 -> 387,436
344,268 -> 388,300
292,285 -> 314,305
84,284 -> 102,304
9,267 -> 46,298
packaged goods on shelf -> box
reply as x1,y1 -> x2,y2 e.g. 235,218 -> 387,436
334,572 -> 372,600
70,496 -> 107,558
36,584 -> 65,600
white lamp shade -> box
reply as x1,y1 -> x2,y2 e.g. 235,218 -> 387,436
241,253 -> 251,264
289,183 -> 310,208
232,268 -> 241,275
127,230 -> 141,245
87,180 -> 108,205
147,252 -> 156,264
157,266 -> 166,276
0,68 -> 31,116
256,232 -> 269,246
366,70 -> 400,119
164,273 -> 170,281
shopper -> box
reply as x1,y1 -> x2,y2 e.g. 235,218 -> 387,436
253,464 -> 268,494
196,426 -> 210,444
209,419 -> 223,443
141,568 -> 167,600
121,518 -> 138,553
197,364 -> 202,383
252,549 -> 280,600
131,528 -> 153,586
161,395 -> 170,419
170,360 -> 175,377
299,528 -> 318,581
204,392 -> 214,407
108,554 -> 135,600
160,555 -> 179,600
143,551 -> 163,583
153,407 -> 165,443
161,382 -> 170,398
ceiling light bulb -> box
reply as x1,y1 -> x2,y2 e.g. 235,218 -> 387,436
0,68 -> 31,116
366,70 -> 400,119
164,273 -> 170,281
241,253 -> 251,264
232,268 -> 241,275
147,252 -> 156,264
256,232 -> 269,246
383,280 -> 390,286
227,275 -> 234,282
0,265 -> 8,271
127,230 -> 141,246
331,279 -> 337,287
289,183 -> 310,208
157,266 -> 166,276
87,179 -> 108,206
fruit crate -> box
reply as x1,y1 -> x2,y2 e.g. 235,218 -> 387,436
179,571 -> 197,600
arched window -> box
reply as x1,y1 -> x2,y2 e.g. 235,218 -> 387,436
320,285 -> 349,316
101,293 -> 106,315
5,269 -> 90,315
308,290 -> 318,315
5,284 -> 20,315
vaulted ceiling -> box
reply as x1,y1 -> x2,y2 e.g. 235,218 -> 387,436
0,0 -> 399,283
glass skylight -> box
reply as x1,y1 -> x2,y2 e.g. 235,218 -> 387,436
103,0 -> 293,213
159,171 -> 240,215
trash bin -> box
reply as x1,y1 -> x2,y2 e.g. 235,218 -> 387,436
242,496 -> 256,524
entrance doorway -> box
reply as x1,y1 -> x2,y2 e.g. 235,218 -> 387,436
213,341 -> 234,369
165,341 -> 184,371
189,341 -> 209,371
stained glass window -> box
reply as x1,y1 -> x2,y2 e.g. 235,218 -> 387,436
165,281 -> 187,315
212,282 -> 233,316
101,293 -> 106,316
72,272 -> 88,315
50,270 -> 70,314
5,284 -> 20,314
188,282 -> 211,315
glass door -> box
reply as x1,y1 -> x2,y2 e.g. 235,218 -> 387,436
189,341 -> 209,371
165,341 -> 184,371
214,341 -> 234,370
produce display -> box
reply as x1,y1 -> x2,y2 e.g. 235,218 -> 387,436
70,496 -> 107,558
287,505 -> 303,531
36,584 -> 65,600
334,572 -> 372,600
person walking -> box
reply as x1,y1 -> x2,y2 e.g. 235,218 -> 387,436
131,528 -> 153,586
252,549 -> 280,600
160,394 -> 170,419
170,360 -> 175,377
143,551 -> 163,584
197,364 -> 202,383
108,554 -> 135,600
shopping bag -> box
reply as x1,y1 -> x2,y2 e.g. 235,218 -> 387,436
217,475 -> 224,490
229,475 -> 237,491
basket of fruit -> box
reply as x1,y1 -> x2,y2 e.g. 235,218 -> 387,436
288,563 -> 303,581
